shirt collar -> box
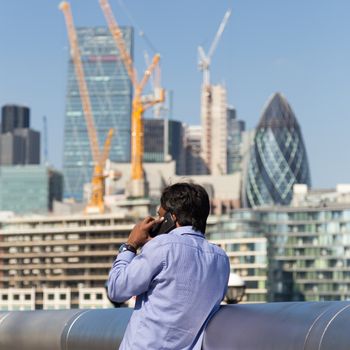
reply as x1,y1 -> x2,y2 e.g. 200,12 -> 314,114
169,225 -> 205,238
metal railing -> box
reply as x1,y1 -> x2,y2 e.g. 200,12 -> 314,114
1,301 -> 350,349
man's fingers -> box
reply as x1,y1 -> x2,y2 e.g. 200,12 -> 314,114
153,216 -> 164,225
143,216 -> 155,224
144,216 -> 164,229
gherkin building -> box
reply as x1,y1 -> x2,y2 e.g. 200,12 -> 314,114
245,92 -> 311,207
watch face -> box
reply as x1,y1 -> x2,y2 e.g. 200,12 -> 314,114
118,243 -> 136,254
119,244 -> 127,253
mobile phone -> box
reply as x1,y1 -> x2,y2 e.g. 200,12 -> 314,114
149,212 -> 176,237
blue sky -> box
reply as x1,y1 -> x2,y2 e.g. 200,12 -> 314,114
0,0 -> 350,188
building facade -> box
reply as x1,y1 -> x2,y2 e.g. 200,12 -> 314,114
245,92 -> 311,207
201,84 -> 228,175
227,107 -> 245,174
3,185 -> 350,309
184,125 -> 208,175
63,26 -> 133,201
207,215 -> 268,303
0,166 -> 62,214
143,118 -> 185,174
209,184 -> 350,304
1,105 -> 30,133
0,213 -> 134,309
0,104 -> 40,165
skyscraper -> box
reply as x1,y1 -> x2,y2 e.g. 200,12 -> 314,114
63,26 -> 133,201
0,104 -> 40,165
1,105 -> 30,133
245,92 -> 311,207
201,84 -> 228,175
143,118 -> 185,174
227,107 -> 245,174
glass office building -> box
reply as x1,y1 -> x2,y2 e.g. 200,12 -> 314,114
143,118 -> 185,174
0,165 -> 62,214
63,26 -> 133,201
227,107 -> 245,174
246,93 -> 311,207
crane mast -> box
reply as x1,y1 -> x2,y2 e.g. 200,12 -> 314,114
99,0 -> 164,197
60,1 -> 114,213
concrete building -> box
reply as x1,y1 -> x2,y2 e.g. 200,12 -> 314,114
102,160 -> 176,203
184,125 -> 208,175
172,173 -> 242,215
207,215 -> 268,303
201,84 -> 228,175
63,26 -> 133,201
0,165 -> 62,214
0,213 -> 135,309
103,161 -> 242,215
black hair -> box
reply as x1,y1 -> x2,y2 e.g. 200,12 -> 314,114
160,182 -> 210,233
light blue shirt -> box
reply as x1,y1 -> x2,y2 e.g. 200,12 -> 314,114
108,226 -> 230,350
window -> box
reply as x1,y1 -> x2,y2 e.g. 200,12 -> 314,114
84,294 -> 91,300
96,293 -> 103,300
60,294 -> 67,300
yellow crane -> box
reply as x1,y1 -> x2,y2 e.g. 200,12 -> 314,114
60,1 -> 114,213
99,0 -> 165,198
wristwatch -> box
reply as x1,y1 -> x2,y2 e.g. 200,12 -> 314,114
118,243 -> 137,254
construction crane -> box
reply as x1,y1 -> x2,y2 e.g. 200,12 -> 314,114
99,0 -> 165,198
198,9 -> 231,173
144,50 -> 164,118
198,9 -> 231,87
60,1 -> 115,213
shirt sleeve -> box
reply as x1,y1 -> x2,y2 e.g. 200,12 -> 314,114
108,240 -> 165,303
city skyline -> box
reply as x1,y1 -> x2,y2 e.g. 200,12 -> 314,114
1,1 -> 350,188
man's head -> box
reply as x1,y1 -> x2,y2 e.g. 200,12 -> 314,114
160,182 -> 210,233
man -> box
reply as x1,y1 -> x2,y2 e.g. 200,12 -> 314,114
108,183 -> 230,349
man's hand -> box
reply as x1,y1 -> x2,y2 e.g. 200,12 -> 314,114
127,216 -> 164,250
